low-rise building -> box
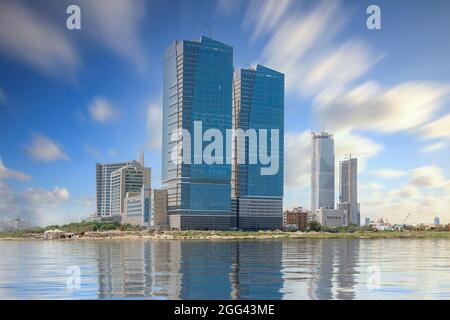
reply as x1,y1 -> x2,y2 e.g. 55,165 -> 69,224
123,187 -> 168,229
150,189 -> 168,228
123,187 -> 150,227
283,207 -> 309,231
316,207 -> 347,228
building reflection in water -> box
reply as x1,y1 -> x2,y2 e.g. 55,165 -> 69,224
97,240 -> 182,299
280,239 -> 359,299
96,239 -> 357,299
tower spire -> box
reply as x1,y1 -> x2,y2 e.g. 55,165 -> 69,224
138,151 -> 144,167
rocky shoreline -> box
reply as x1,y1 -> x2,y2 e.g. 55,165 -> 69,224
2,230 -> 450,241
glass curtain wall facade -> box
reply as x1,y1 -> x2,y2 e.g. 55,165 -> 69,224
311,132 -> 335,214
162,36 -> 233,230
232,65 -> 284,230
96,160 -> 139,216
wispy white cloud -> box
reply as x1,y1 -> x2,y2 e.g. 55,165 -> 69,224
84,144 -> 102,159
246,0 -> 381,98
242,0 -> 295,42
0,183 -> 72,226
314,81 -> 450,134
419,113 -> 450,140
88,97 -> 119,124
26,133 -> 69,162
361,165 -> 450,224
146,101 -> 163,149
0,0 -> 79,77
421,142 -> 448,154
80,0 -> 148,72
0,157 -> 30,181
368,168 -> 409,179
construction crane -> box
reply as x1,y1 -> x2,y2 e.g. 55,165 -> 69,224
403,213 -> 411,224
344,152 -> 369,160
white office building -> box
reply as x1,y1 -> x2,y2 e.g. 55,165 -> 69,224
110,164 -> 151,218
317,208 -> 347,228
96,160 -> 142,216
311,132 -> 335,214
338,157 -> 360,225
124,188 -> 168,228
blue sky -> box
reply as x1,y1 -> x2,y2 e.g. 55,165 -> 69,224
1,0 -> 450,226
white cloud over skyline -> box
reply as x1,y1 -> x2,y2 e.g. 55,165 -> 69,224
0,157 -> 30,181
314,81 -> 450,134
88,97 -> 119,124
26,133 -> 70,162
146,101 -> 163,150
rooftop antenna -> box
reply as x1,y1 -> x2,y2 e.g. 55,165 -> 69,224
202,22 -> 212,38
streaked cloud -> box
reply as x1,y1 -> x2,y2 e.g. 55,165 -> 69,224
88,97 -> 119,124
368,168 -> 409,179
242,0 -> 295,42
409,165 -> 446,189
421,142 -> 448,154
26,133 -> 69,162
146,101 -> 162,149
247,0 -> 382,98
284,130 -> 311,189
0,0 -> 79,77
314,81 -> 450,134
80,0 -> 148,72
419,113 -> 450,140
361,165 -> 450,224
0,157 -> 30,181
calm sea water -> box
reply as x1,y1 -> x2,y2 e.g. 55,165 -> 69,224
1,238 -> 450,299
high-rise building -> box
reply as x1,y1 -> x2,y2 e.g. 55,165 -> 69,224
338,157 -> 360,225
311,132 -> 335,213
110,164 -> 151,218
232,65 -> 284,230
162,36 -> 233,230
434,216 -> 440,225
96,160 -> 141,216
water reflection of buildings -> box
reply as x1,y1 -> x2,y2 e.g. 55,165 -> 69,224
97,240 -> 182,299
96,239 -> 358,299
280,239 -> 359,299
96,240 -> 284,299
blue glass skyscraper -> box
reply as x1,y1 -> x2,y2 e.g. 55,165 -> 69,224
162,36 -> 233,230
232,65 -> 284,230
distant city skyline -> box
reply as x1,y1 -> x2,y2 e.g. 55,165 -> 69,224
1,0 -> 450,226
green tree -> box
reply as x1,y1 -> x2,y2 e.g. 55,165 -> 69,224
307,221 -> 322,232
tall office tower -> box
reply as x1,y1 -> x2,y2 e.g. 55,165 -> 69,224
311,132 -> 335,214
338,157 -> 360,225
96,160 -> 141,216
232,65 -> 284,230
162,36 -> 233,230
110,164 -> 151,218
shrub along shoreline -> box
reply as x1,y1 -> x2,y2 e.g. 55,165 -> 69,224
1,221 -> 450,241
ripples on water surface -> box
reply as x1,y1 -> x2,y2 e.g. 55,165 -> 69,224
1,239 -> 450,299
